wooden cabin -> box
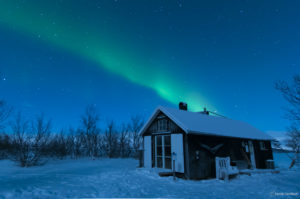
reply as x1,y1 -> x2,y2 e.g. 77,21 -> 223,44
139,103 -> 274,179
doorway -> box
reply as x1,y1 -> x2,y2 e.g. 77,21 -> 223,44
155,135 -> 172,169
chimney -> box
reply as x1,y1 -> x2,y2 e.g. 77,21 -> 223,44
179,102 -> 188,111
200,107 -> 209,115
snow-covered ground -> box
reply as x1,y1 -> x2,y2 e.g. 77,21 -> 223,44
0,153 -> 299,199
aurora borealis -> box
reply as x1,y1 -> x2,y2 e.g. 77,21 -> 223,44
0,0 -> 299,133
0,0 -> 213,112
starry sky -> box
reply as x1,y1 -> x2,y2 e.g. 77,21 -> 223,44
0,0 -> 299,135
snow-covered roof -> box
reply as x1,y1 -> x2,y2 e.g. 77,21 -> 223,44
140,106 -> 273,140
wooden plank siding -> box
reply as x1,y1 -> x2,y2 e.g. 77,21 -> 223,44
143,112 -> 183,136
253,140 -> 273,169
187,134 -> 274,179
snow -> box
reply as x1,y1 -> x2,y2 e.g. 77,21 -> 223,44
0,153 -> 299,199
140,106 -> 272,140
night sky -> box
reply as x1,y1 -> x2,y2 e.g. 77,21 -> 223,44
0,0 -> 299,136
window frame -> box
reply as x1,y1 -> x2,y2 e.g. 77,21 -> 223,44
155,135 -> 172,170
260,141 -> 267,150
157,119 -> 169,132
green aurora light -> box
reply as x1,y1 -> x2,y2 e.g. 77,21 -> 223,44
0,1 -> 215,111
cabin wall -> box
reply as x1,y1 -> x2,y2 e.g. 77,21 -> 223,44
187,134 -> 234,179
183,133 -> 190,178
253,140 -> 273,169
187,134 -> 273,179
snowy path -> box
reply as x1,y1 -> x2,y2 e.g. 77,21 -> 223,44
0,153 -> 299,199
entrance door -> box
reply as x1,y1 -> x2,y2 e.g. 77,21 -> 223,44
155,135 -> 172,169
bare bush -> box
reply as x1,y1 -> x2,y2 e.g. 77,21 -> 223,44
10,113 -> 51,167
0,100 -> 146,165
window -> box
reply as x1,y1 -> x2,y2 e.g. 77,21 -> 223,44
158,119 -> 168,132
155,135 -> 172,169
260,141 -> 266,150
156,136 -> 163,168
152,136 -> 155,167
164,135 -> 172,169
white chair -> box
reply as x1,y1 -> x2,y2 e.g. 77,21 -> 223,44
216,157 -> 239,180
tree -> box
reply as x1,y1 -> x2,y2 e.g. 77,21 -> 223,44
0,133 -> 11,159
79,105 -> 101,157
129,115 -> 144,158
276,74 -> 300,168
47,130 -> 68,159
285,125 -> 300,168
68,127 -> 83,158
65,128 -> 75,158
119,123 -> 131,157
31,114 -> 52,156
103,120 -> 119,158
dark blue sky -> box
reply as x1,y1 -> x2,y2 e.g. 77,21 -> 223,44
0,0 -> 299,136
